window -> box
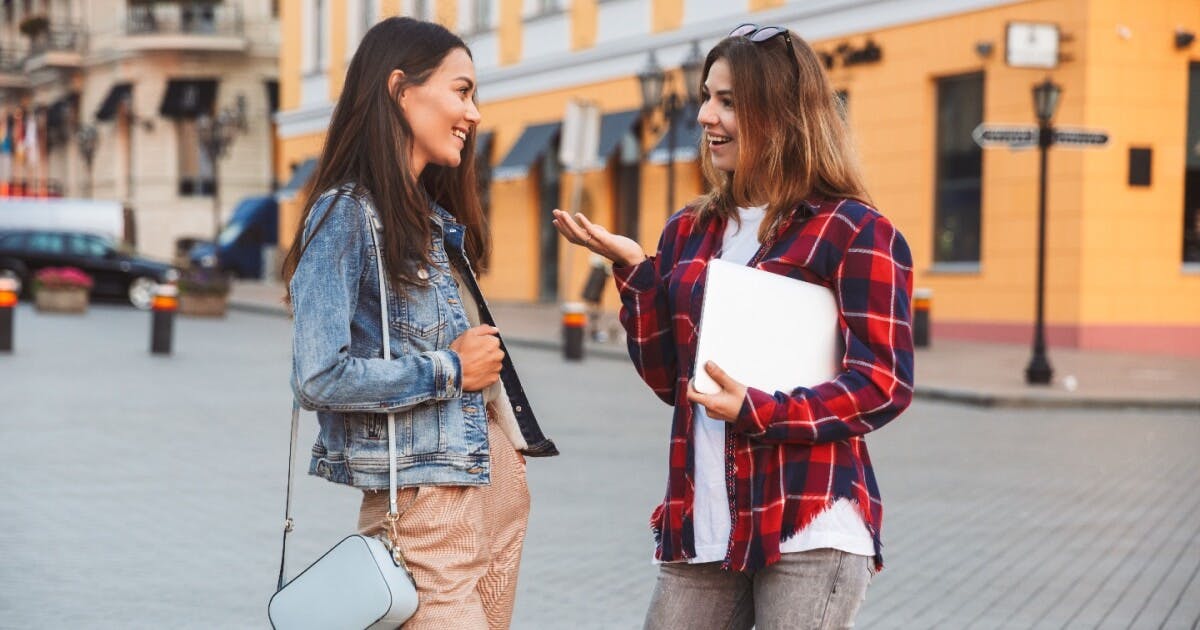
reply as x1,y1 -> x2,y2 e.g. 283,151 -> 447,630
0,233 -> 27,250
28,232 -> 64,254
473,0 -> 492,32
303,0 -> 328,74
525,0 -> 561,18
411,0 -> 432,20
67,234 -> 109,258
1184,63 -> 1200,264
177,121 -> 215,197
933,73 -> 984,264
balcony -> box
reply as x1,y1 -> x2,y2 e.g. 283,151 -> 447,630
118,2 -> 247,53
22,24 -> 87,72
0,47 -> 29,89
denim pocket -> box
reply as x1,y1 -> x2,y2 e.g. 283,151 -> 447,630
402,402 -> 446,455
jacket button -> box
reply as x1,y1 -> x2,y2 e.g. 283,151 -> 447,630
448,298 -> 459,305
464,405 -> 478,414
417,269 -> 429,280
514,405 -> 523,413
466,466 -> 483,474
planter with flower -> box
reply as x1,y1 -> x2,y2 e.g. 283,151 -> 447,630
178,267 -> 230,317
34,267 -> 93,313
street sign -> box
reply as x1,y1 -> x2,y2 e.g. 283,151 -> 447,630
1052,127 -> 1109,147
972,124 -> 1038,148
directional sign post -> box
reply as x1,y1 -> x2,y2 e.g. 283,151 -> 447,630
1052,128 -> 1110,147
972,124 -> 1039,149
973,84 -> 1110,386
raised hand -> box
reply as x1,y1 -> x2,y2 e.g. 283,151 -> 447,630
551,209 -> 647,268
449,325 -> 504,391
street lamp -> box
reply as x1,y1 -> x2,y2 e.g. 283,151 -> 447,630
75,124 -> 97,198
197,94 -> 247,238
639,41 -> 704,215
1025,77 -> 1061,386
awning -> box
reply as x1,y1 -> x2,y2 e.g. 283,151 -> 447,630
586,109 -> 641,170
275,158 -> 318,201
95,83 -> 133,122
493,122 -> 560,181
159,79 -> 218,119
647,103 -> 703,164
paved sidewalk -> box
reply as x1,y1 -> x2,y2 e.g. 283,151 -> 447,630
230,280 -> 1200,412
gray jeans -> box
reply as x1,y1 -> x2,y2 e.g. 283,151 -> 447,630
643,548 -> 872,630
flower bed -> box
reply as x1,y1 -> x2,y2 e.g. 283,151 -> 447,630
34,267 -> 93,314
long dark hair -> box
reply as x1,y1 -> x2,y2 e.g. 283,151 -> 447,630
694,30 -> 868,240
282,17 -> 488,293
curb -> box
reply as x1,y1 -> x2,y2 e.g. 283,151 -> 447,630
229,300 -> 1200,413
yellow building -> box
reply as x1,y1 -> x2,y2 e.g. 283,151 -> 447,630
275,0 -> 1200,356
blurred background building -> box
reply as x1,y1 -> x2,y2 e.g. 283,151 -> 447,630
257,0 -> 1197,356
0,0 -> 280,260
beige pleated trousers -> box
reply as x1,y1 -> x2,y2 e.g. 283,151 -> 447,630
358,408 -> 531,630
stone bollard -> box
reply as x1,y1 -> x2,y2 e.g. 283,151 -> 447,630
561,302 -> 586,361
0,276 -> 18,353
150,284 -> 179,355
913,287 -> 932,348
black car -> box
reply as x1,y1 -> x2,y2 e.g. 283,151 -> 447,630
0,229 -> 179,309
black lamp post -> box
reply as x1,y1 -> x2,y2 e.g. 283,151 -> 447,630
197,95 -> 247,238
75,124 -> 97,198
1025,77 -> 1061,386
638,42 -> 704,215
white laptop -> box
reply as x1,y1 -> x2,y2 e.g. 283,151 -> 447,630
692,259 -> 843,395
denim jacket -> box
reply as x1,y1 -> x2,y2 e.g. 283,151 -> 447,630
290,185 -> 557,490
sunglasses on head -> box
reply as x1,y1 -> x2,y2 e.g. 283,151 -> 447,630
728,23 -> 798,73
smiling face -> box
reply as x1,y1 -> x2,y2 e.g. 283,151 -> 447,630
397,47 -> 481,177
697,57 -> 739,173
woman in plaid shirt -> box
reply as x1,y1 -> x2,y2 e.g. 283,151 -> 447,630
554,24 -> 913,630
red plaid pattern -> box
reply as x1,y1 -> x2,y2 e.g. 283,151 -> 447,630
614,196 -> 914,573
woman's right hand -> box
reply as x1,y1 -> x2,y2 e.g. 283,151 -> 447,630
552,209 -> 646,267
449,325 -> 504,391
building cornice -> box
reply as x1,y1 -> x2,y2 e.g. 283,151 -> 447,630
276,0 -> 1021,138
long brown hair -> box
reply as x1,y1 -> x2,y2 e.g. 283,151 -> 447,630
694,29 -> 869,240
281,17 -> 488,293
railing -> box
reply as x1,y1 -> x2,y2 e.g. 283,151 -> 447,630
27,24 -> 87,55
125,2 -> 243,37
0,47 -> 27,72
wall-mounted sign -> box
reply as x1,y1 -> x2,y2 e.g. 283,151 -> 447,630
1006,22 -> 1060,68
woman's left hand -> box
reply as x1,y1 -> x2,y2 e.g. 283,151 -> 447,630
686,361 -> 748,423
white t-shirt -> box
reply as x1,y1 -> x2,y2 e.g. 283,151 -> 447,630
687,205 -> 875,564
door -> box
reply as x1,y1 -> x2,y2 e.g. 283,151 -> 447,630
538,143 -> 561,302
614,129 -> 641,244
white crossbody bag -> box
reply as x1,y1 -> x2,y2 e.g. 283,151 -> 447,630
269,198 -> 419,629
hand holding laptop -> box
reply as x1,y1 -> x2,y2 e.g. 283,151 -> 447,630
687,360 -> 747,422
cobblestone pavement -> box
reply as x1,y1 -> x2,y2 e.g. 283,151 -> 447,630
1,305 -> 1197,629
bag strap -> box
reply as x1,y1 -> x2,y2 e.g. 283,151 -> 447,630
276,193 -> 405,592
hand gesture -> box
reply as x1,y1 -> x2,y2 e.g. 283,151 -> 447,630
686,361 -> 748,423
552,210 -> 646,268
450,325 -> 504,392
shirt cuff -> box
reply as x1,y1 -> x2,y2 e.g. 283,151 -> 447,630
731,386 -> 774,436
429,349 -> 463,400
612,256 -> 657,294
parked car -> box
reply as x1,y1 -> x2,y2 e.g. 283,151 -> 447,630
0,229 -> 179,309
188,195 -> 278,279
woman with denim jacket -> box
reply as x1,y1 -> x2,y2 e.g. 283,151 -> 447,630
554,25 -> 913,629
282,18 -> 556,629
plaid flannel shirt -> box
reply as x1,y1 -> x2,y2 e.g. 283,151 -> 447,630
613,196 -> 914,573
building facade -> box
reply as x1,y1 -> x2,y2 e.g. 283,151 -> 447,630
275,0 -> 1200,356
0,0 -> 280,260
